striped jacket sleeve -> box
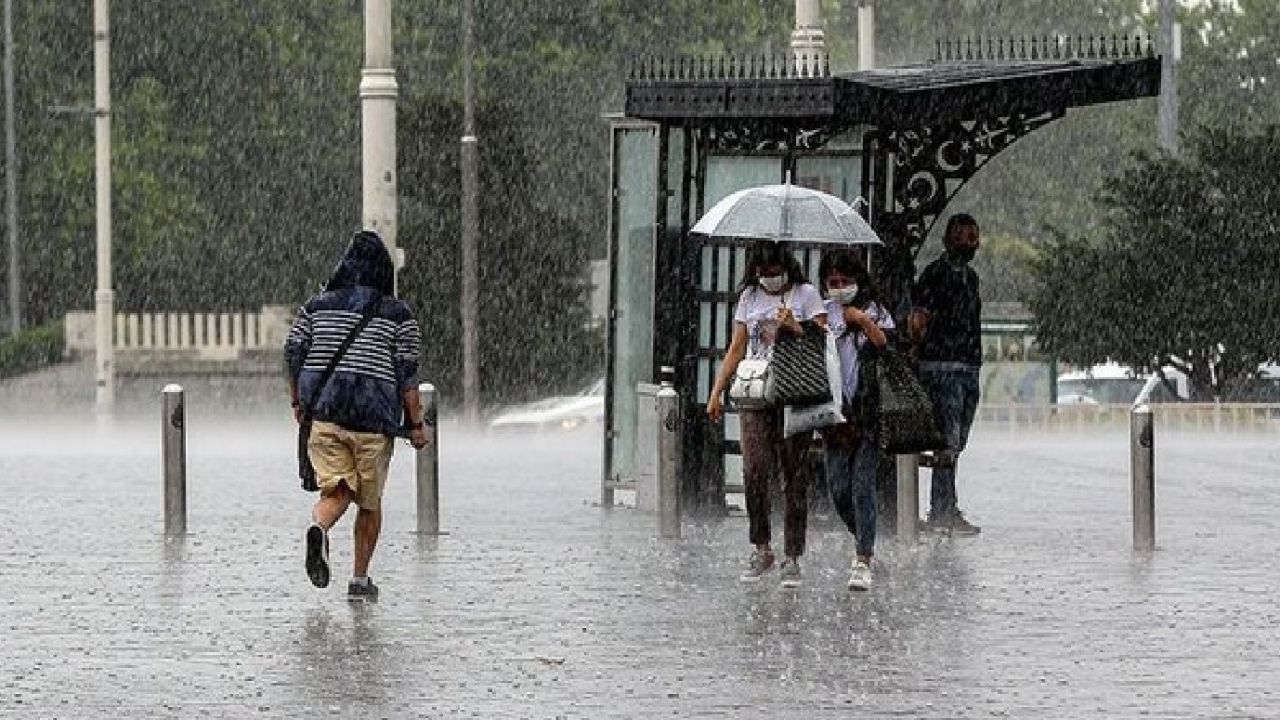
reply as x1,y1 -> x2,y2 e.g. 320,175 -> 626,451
393,313 -> 422,393
283,305 -> 313,382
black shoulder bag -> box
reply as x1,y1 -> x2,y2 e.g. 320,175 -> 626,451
297,302 -> 380,491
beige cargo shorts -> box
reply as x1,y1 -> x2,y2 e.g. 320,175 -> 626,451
307,421 -> 394,510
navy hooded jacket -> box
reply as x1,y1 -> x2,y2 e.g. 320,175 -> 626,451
284,231 -> 422,436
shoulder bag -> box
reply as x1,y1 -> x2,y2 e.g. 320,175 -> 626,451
297,301 -> 380,491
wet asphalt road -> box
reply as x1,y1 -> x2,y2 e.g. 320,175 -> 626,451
3,414 -> 1280,719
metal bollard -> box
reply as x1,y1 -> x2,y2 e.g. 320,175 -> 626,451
656,374 -> 681,539
162,384 -> 187,536
896,454 -> 919,541
1131,403 -> 1155,551
415,382 -> 441,535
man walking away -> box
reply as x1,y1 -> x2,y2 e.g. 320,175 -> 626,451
285,230 -> 428,601
908,213 -> 983,535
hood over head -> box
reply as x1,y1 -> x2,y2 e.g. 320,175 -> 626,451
326,230 -> 394,296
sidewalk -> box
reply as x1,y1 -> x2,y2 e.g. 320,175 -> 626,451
2,416 -> 1278,718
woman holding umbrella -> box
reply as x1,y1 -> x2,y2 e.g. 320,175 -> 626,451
707,240 -> 827,588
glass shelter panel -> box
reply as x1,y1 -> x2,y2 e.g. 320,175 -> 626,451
608,125 -> 658,485
696,156 -> 782,491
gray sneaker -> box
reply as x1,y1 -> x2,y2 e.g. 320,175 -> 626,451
739,550 -> 775,583
848,559 -> 872,591
925,511 -> 982,536
347,577 -> 380,603
779,558 -> 802,588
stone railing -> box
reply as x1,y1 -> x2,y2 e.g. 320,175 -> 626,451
63,305 -> 294,362
978,403 -> 1280,433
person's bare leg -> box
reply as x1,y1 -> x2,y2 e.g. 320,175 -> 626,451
352,507 -> 382,577
312,483 -> 353,529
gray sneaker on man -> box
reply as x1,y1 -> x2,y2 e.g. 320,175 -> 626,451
740,550 -> 776,583
347,577 -> 380,602
779,558 -> 802,588
926,511 -> 982,536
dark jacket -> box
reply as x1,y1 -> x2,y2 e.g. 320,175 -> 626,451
284,232 -> 422,435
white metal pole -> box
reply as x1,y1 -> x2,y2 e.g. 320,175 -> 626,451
93,0 -> 114,413
415,382 -> 440,534
162,384 -> 187,536
1158,0 -> 1178,153
460,0 -> 480,424
3,0 -> 20,335
791,0 -> 826,74
857,0 -> 876,71
896,453 -> 919,541
1131,404 -> 1155,551
361,0 -> 400,280
657,373 -> 681,539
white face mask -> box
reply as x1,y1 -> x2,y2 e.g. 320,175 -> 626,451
759,274 -> 787,293
827,285 -> 858,306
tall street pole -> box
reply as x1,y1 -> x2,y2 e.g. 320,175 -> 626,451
93,0 -> 114,413
460,0 -> 480,423
857,0 -> 876,71
1158,0 -> 1179,153
4,0 -> 20,336
361,0 -> 400,281
791,0 -> 825,73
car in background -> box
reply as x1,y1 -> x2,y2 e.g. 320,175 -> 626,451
488,379 -> 605,431
1056,363 -> 1187,405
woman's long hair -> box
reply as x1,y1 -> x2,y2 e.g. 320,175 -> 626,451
739,239 -> 807,293
818,248 -> 880,308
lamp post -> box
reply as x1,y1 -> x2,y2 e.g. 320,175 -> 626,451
361,0 -> 400,279
4,0 -> 20,336
93,0 -> 114,413
460,0 -> 479,424
1158,0 -> 1179,153
791,0 -> 825,73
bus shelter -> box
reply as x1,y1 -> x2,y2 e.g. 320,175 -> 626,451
604,37 -> 1160,510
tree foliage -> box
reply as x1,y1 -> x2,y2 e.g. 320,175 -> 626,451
1027,126 -> 1280,399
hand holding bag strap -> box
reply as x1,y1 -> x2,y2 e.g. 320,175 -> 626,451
300,300 -> 381,423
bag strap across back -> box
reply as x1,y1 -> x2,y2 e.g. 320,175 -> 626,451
301,301 -> 380,422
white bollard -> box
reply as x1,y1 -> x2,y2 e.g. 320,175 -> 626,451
162,384 -> 187,536
415,382 -> 440,535
657,373 -> 681,539
1131,404 -> 1155,551
896,453 -> 919,541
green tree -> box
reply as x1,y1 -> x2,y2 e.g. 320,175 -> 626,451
1027,126 -> 1280,399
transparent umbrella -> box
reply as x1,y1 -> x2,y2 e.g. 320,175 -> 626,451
691,182 -> 881,245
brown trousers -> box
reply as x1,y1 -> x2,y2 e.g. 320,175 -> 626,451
739,408 -> 811,558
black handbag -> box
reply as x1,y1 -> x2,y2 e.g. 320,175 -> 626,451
297,302 -> 380,491
875,348 -> 948,455
771,320 -> 832,406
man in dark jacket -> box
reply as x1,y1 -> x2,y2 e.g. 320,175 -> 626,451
908,213 -> 983,535
285,230 -> 428,601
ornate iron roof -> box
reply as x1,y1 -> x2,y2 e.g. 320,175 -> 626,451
625,35 -> 1160,129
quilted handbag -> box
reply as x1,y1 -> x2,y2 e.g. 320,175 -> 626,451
729,358 -> 776,409
876,348 -> 948,455
771,321 -> 833,406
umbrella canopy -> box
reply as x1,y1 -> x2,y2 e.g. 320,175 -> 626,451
692,183 -> 881,245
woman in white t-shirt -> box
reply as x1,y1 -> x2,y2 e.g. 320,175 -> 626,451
707,240 -> 827,588
818,249 -> 893,591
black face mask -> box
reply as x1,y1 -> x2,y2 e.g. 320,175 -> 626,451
947,246 -> 976,264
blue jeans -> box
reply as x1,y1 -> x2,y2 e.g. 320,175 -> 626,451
823,424 -> 879,557
920,366 -> 980,519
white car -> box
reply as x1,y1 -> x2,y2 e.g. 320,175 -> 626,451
488,379 -> 605,431
1056,362 -> 1186,405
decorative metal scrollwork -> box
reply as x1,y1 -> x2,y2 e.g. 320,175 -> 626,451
880,110 -> 1062,251
706,122 -> 833,153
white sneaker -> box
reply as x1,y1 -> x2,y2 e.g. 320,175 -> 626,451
847,559 -> 871,591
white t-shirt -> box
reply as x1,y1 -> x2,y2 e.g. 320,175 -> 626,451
825,298 -> 895,404
733,283 -> 827,360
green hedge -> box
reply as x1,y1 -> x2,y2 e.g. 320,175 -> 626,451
0,321 -> 65,380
